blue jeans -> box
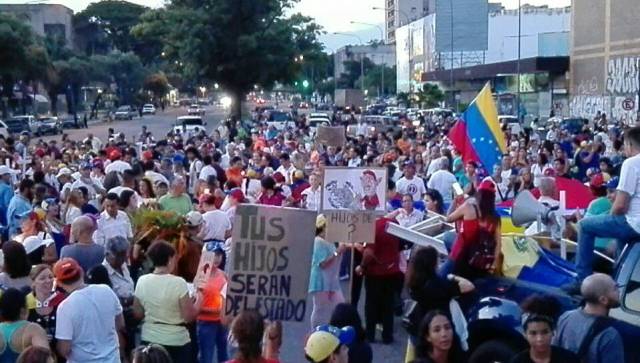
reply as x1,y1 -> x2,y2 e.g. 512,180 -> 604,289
577,214 -> 640,281
197,320 -> 228,363
438,231 -> 458,278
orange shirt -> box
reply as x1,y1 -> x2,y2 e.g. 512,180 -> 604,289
197,270 -> 227,322
397,138 -> 411,155
226,167 -> 243,187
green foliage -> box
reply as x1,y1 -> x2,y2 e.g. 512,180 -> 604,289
0,14 -> 36,79
133,0 -> 324,116
363,64 -> 396,96
74,0 -> 148,55
338,55 -> 375,89
89,52 -> 149,104
144,72 -> 170,99
417,83 -> 445,108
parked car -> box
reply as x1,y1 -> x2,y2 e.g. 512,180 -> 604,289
4,116 -> 36,135
60,116 -> 79,129
114,106 -> 136,120
35,117 -> 63,135
187,104 -> 205,116
142,104 -> 156,115
308,118 -> 332,136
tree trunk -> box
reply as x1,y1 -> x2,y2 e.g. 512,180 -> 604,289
90,93 -> 102,119
48,90 -> 58,116
230,88 -> 243,119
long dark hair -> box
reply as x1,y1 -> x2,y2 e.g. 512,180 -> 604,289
231,310 -> 264,363
414,310 -> 465,361
406,246 -> 439,292
476,189 -> 500,225
330,303 -> 367,343
425,189 -> 445,215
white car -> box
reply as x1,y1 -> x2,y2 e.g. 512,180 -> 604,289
174,116 -> 207,136
142,104 -> 156,115
308,118 -> 332,136
187,104 -> 205,116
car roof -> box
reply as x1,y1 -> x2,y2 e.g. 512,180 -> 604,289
177,116 -> 202,120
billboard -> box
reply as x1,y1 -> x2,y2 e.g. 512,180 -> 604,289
396,25 -> 411,93
435,0 -> 488,52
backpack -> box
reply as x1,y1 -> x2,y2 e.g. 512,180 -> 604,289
576,316 -> 612,362
466,206 -> 497,271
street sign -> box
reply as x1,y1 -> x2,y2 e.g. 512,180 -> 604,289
622,98 -> 635,111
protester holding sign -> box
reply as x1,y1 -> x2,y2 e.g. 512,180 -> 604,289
309,214 -> 346,330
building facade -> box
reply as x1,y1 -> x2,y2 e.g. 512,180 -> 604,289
334,44 -> 396,80
569,0 -> 640,124
0,4 -> 74,48
385,0 -> 431,44
396,4 -> 571,119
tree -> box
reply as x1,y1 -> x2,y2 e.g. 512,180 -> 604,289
74,0 -> 148,55
89,52 -> 148,105
417,83 -> 444,108
0,14 -> 37,117
144,72 -> 170,100
338,56 -> 375,89
363,64 -> 396,97
133,0 -> 323,117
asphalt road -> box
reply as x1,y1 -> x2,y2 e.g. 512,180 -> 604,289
38,104 -> 229,144
40,103 -> 409,362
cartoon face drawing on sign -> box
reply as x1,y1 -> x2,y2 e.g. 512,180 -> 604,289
360,170 -> 381,210
325,180 -> 359,209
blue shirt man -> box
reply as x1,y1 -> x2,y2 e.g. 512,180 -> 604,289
6,179 -> 34,237
0,166 -> 14,226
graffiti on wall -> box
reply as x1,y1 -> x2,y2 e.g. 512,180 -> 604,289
576,77 -> 599,95
605,56 -> 640,95
570,95 -> 638,125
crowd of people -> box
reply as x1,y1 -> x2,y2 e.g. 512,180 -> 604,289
0,106 -> 633,363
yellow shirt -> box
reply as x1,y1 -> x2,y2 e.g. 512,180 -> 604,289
134,273 -> 190,346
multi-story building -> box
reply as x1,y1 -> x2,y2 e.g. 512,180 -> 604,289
0,3 -> 74,48
334,44 -> 396,80
569,0 -> 640,124
396,2 -> 571,119
385,0 -> 431,44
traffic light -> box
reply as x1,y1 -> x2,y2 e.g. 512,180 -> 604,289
294,81 -> 298,86
302,80 -> 309,88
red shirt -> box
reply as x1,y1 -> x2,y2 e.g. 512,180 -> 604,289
362,218 -> 401,276
258,191 -> 286,206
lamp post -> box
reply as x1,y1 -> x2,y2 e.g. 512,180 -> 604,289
333,32 -> 365,92
350,21 -> 386,98
516,0 -> 522,120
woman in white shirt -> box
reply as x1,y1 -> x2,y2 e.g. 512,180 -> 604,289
531,152 -> 551,188
63,189 -> 83,225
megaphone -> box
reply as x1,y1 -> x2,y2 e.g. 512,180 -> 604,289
511,190 -> 556,227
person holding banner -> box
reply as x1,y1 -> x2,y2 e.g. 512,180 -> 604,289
309,214 -> 346,330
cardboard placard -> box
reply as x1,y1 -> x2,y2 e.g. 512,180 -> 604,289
225,205 -> 316,322
321,167 -> 387,213
325,210 -> 376,244
194,251 -> 217,289
316,126 -> 346,147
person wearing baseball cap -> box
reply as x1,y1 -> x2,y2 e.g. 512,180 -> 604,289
304,325 -> 354,363
54,257 -> 124,362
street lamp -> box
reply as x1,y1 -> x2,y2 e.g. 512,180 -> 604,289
351,21 -> 385,98
199,86 -> 206,99
333,32 -> 365,92
214,83 -> 219,90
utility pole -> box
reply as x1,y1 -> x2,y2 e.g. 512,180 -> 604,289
449,0 -> 454,109
517,0 -> 522,120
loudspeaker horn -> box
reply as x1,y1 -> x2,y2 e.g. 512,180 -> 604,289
511,190 -> 551,227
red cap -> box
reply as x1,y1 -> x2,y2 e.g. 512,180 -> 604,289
53,258 -> 83,282
142,150 -> 154,161
543,168 -> 556,176
35,148 -> 46,158
362,170 -> 377,180
590,173 -> 605,188
229,188 -> 246,202
108,149 -> 122,161
478,179 -> 496,193
273,172 -> 285,183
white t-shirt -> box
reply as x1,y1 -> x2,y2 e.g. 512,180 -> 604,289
201,210 -> 232,241
531,163 -> 551,188
427,170 -> 457,204
55,284 -> 122,363
396,176 -> 426,201
198,165 -> 217,181
104,160 -> 132,174
618,154 -> 640,233
276,164 -> 296,184
301,186 -> 321,211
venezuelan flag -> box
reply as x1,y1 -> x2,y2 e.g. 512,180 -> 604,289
448,82 -> 507,171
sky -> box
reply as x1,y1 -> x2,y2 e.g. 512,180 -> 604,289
5,0 -> 571,49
